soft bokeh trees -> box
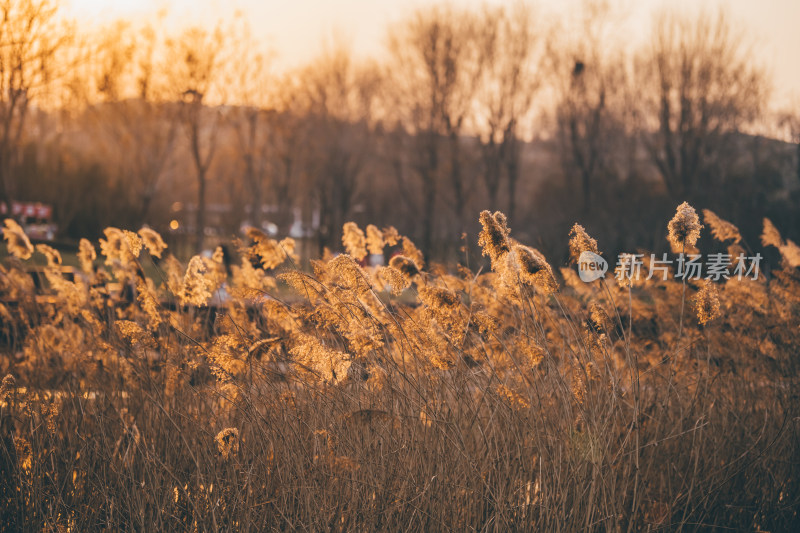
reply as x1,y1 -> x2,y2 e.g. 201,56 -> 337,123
384,5 -> 481,251
295,43 -> 380,253
548,0 -> 632,213
165,25 -> 227,252
1,0 -> 795,262
473,2 -> 542,221
778,106 -> 800,184
221,17 -> 275,231
90,21 -> 180,226
0,0 -> 69,211
637,8 -> 768,201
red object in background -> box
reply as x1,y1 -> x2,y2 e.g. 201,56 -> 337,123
1,201 -> 52,219
1,201 -> 57,240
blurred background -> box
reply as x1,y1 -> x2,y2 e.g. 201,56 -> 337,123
1,0 -> 798,264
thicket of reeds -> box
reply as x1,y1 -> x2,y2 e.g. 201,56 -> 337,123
1,204 -> 798,531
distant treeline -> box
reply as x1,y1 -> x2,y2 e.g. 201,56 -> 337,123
1,0 -> 798,263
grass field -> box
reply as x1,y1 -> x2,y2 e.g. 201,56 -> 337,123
1,207 -> 798,531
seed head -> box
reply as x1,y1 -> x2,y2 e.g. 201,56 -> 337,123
401,237 -> 425,270
694,281 -> 721,325
702,209 -> 741,243
123,230 -> 143,258
478,211 -> 511,266
667,202 -> 702,252
497,384 -> 530,410
779,240 -> 800,268
138,227 -> 168,258
290,332 -> 351,384
388,255 -> 420,279
14,437 -> 32,471
759,219 -> 800,268
35,244 -> 62,267
522,342 -> 545,368
78,239 -> 96,273
1,374 -> 16,402
382,226 -> 401,247
100,227 -> 135,266
568,224 -> 598,263
215,428 -> 240,460
181,256 -> 214,307
588,302 -> 611,333
513,245 -> 558,295
342,222 -> 367,261
419,286 -> 461,310
378,266 -> 410,295
137,278 -> 162,330
116,320 -> 155,348
761,218 -> 783,249
328,253 -> 372,295
365,224 -> 384,256
2,219 -> 33,260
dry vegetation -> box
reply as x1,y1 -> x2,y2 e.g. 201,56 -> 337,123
1,2 -> 797,531
1,204 -> 798,531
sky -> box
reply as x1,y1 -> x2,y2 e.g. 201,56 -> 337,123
64,0 -> 800,109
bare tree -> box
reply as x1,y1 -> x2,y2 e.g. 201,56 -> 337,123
294,44 -> 379,252
0,0 -> 67,212
220,18 -> 275,231
473,3 -> 541,221
638,8 -> 767,199
777,107 -> 800,184
164,25 -> 226,252
88,21 -> 179,225
548,0 -> 630,212
385,5 -> 479,252
267,91 -> 308,235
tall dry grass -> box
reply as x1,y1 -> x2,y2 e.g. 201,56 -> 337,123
0,206 -> 798,531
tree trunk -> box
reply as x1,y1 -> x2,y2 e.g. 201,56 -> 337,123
448,131 -> 467,236
420,132 -> 439,256
250,178 -> 262,231
196,168 -> 206,253
483,143 -> 501,212
796,142 -> 800,183
506,137 -> 520,222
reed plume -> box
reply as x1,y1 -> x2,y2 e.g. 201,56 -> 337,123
181,256 -> 214,307
668,202 -> 702,253
365,224 -> 384,256
215,428 -> 240,460
512,245 -> 558,295
703,209 -> 741,243
2,218 -> 33,260
138,227 -> 168,258
478,210 -> 511,267
78,239 -> 96,274
694,280 -> 721,325
568,224 -> 599,263
342,222 -> 367,261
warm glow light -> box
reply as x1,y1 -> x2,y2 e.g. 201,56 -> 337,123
170,219 -> 180,230
58,0 -> 800,107
65,0 -> 154,21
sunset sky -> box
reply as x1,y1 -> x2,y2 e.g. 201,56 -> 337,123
64,0 -> 800,108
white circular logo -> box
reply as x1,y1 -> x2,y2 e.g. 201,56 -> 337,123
577,251 -> 607,282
